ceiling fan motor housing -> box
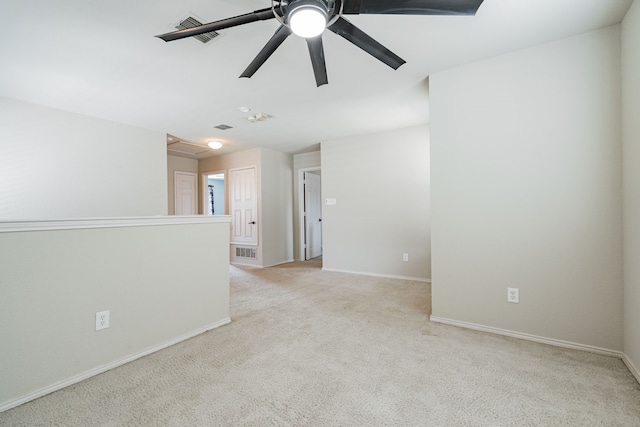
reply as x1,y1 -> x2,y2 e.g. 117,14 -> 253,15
284,0 -> 332,16
287,0 -> 331,38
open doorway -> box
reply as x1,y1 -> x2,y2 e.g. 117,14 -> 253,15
202,171 -> 225,215
300,169 -> 322,261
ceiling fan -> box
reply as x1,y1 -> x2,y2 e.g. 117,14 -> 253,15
156,0 -> 485,87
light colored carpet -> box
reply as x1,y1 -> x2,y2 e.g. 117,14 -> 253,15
1,260 -> 639,426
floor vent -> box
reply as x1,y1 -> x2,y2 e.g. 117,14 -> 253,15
176,16 -> 221,44
236,247 -> 257,259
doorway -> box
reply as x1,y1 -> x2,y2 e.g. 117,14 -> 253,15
202,171 -> 225,215
302,170 -> 322,260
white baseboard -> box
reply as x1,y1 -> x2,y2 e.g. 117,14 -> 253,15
231,259 -> 295,268
430,316 -> 640,385
322,267 -> 431,283
429,316 -> 623,358
0,317 -> 231,413
264,259 -> 295,268
231,261 -> 260,267
622,353 -> 640,384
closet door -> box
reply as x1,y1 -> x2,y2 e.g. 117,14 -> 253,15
174,171 -> 197,215
230,166 -> 258,245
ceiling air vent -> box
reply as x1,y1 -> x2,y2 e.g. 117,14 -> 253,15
176,16 -> 220,44
214,124 -> 233,130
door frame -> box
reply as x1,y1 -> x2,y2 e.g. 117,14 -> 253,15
297,167 -> 321,261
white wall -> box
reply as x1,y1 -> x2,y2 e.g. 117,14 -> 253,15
0,97 -> 167,219
200,148 -> 261,265
200,148 -> 293,267
0,217 -> 231,411
200,148 -> 261,223
293,151 -> 321,261
261,148 -> 294,267
430,26 -> 623,351
622,0 -> 640,379
167,155 -> 198,215
321,124 -> 430,280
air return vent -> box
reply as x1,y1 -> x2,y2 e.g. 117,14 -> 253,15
176,16 -> 221,44
214,124 -> 233,130
236,247 -> 257,259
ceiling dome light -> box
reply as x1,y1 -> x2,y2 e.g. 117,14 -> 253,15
208,140 -> 223,150
288,0 -> 328,38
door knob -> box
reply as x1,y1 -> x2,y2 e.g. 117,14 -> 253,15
248,221 -> 256,225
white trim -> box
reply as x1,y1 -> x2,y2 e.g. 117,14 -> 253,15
622,354 -> 640,385
0,317 -> 231,413
230,259 -> 296,268
231,261 -> 259,267
429,316 -> 623,358
0,215 -> 231,233
232,259 -> 320,268
263,259 -> 295,268
322,267 -> 431,283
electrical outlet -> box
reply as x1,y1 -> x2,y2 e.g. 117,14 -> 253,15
403,253 -> 409,262
507,288 -> 519,304
96,310 -> 110,331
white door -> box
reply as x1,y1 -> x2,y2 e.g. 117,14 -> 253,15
230,167 -> 258,245
174,171 -> 197,215
304,172 -> 322,259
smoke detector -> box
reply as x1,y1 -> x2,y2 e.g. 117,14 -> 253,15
248,112 -> 270,123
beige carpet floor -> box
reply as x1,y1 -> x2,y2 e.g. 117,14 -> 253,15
1,259 -> 639,426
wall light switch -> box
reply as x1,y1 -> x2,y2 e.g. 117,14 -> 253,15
325,198 -> 337,205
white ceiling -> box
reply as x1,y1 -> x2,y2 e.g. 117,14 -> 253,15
0,0 -> 633,158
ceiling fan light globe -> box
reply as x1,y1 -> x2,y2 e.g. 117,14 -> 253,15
289,3 -> 327,38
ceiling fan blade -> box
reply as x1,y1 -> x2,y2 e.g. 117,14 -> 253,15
328,17 -> 405,70
156,8 -> 276,42
342,0 -> 485,15
306,36 -> 328,87
240,25 -> 292,79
